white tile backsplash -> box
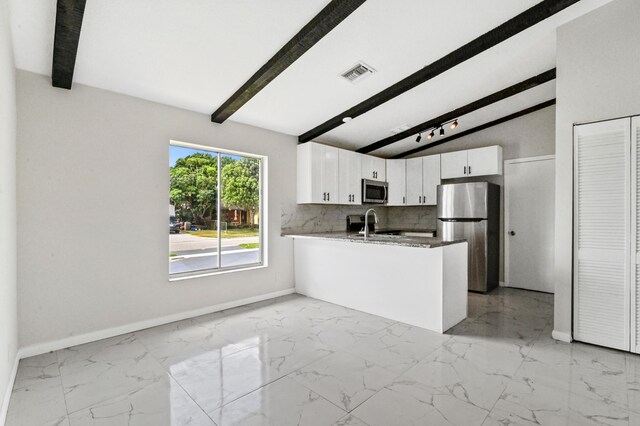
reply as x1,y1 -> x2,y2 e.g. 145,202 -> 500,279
385,206 -> 437,230
281,203 -> 437,234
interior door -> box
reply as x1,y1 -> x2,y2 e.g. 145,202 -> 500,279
505,156 -> 555,293
574,118 -> 630,351
632,116 -> 640,353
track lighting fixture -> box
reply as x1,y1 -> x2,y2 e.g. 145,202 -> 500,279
413,118 -> 459,144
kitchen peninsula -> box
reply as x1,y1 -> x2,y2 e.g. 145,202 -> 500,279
285,232 -> 468,333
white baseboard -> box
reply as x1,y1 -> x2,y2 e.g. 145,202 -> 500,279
0,352 -> 20,426
552,330 -> 573,343
19,288 -> 295,359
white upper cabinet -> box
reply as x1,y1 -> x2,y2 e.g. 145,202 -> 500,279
406,155 -> 441,205
297,142 -> 339,204
361,155 -> 386,181
468,146 -> 503,177
338,149 -> 362,205
406,158 -> 423,205
422,155 -> 441,205
440,150 -> 468,179
441,146 -> 502,179
386,159 -> 406,206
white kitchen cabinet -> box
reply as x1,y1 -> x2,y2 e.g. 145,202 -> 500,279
406,155 -> 441,205
297,142 -> 339,204
468,146 -> 503,177
361,154 -> 386,181
440,151 -> 468,180
441,146 -> 502,179
386,159 -> 406,206
422,154 -> 441,205
338,149 -> 362,205
406,158 -> 423,205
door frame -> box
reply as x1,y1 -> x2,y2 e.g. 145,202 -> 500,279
504,154 -> 556,289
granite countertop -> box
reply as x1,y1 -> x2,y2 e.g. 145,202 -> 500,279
281,231 -> 465,249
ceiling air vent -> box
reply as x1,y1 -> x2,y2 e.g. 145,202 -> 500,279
340,62 -> 376,83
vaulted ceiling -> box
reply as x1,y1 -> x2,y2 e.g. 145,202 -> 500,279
9,0 -> 613,158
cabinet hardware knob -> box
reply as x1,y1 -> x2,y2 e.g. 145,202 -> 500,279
509,231 -> 516,236
323,192 -> 326,201
464,166 -> 467,175
327,192 -> 330,201
469,166 -> 472,175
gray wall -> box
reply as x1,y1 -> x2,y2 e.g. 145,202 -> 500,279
17,71 -> 297,348
403,104 -> 557,283
0,0 -> 18,418
554,0 -> 640,338
284,105 -> 556,242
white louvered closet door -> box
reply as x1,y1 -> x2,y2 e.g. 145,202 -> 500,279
632,117 -> 640,353
574,118 -> 631,351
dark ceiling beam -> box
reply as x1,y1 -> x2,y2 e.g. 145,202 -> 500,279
391,99 -> 556,159
211,0 -> 367,124
357,68 -> 556,154
298,0 -> 580,143
52,0 -> 87,89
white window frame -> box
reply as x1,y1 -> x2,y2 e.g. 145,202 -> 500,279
169,140 -> 268,281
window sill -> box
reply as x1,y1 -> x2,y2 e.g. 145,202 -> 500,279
169,263 -> 266,282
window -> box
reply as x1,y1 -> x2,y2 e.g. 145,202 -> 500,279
169,141 -> 265,277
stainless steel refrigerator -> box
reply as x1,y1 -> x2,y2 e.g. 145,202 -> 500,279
437,182 -> 500,293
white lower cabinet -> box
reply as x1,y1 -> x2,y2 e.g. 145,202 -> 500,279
297,142 -> 339,204
338,149 -> 362,205
574,116 -> 640,353
386,159 -> 406,206
406,155 -> 441,205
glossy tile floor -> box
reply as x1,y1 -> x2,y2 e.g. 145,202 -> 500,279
6,288 -> 640,425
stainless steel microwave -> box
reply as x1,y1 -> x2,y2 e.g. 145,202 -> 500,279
362,179 -> 388,204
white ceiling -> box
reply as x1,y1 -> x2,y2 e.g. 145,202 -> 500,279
9,0 -> 613,157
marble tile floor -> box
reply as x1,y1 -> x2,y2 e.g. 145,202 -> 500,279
6,288 -> 639,425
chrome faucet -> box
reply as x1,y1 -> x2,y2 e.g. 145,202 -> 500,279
363,208 -> 378,241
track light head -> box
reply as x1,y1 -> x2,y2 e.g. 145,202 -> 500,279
428,131 -> 434,140
450,120 -> 458,129
416,134 -> 422,143
439,127 -> 445,137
